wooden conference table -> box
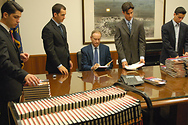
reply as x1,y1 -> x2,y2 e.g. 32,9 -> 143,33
36,65 -> 188,124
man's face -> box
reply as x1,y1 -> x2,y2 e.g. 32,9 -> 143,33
54,9 -> 66,23
91,32 -> 101,48
173,13 -> 185,24
4,10 -> 21,28
122,8 -> 133,21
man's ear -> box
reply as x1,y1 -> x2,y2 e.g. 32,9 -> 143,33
53,12 -> 57,17
3,12 -> 9,19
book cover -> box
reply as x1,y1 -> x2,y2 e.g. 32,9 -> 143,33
144,77 -> 166,85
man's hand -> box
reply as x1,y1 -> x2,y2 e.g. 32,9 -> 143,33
91,63 -> 100,70
58,65 -> 68,75
59,74 -> 69,83
185,52 -> 188,56
24,74 -> 40,86
20,53 -> 30,63
140,59 -> 145,64
122,61 -> 128,68
69,60 -> 73,69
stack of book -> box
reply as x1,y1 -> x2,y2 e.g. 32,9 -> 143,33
9,86 -> 143,125
160,65 -> 166,72
23,81 -> 50,102
179,56 -> 188,75
165,58 -> 186,77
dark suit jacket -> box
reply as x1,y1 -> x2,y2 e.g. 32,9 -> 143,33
81,44 -> 113,71
115,19 -> 146,66
42,19 -> 71,73
160,20 -> 188,64
0,25 -> 28,101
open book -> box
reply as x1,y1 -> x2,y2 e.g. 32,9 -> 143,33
95,65 -> 110,71
95,60 -> 113,71
124,62 -> 145,70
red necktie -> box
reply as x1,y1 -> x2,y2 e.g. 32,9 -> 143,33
9,30 -> 14,42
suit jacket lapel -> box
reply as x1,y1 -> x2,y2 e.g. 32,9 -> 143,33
178,23 -> 184,48
99,44 -> 102,63
0,25 -> 18,51
130,19 -> 136,36
170,21 -> 176,47
88,44 -> 93,64
121,19 -> 130,35
50,19 -> 66,39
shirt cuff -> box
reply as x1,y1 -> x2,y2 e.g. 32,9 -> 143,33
57,64 -> 62,68
140,56 -> 144,60
121,58 -> 127,63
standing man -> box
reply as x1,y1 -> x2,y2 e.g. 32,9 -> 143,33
115,2 -> 146,68
160,7 -> 188,64
81,30 -> 113,71
0,1 -> 40,124
42,3 -> 73,75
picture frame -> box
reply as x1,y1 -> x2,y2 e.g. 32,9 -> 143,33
82,0 -> 166,44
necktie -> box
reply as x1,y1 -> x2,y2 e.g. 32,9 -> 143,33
9,30 -> 14,42
58,25 -> 64,36
94,47 -> 98,64
128,21 -> 131,33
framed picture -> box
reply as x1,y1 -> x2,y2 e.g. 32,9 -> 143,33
82,0 -> 166,44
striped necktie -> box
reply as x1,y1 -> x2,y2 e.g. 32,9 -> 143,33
9,30 -> 14,42
127,21 -> 131,33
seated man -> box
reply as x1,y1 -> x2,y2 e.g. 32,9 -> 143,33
81,30 -> 113,71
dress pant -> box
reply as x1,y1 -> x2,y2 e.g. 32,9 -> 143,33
0,98 -> 19,125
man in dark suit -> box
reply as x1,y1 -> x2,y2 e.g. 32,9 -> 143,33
160,7 -> 188,64
42,3 -> 73,75
115,2 -> 146,68
0,1 -> 40,124
81,30 -> 113,71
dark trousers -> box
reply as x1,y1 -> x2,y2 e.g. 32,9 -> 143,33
0,98 -> 19,125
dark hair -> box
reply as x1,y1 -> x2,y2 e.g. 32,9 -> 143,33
1,1 -> 23,18
91,30 -> 102,37
121,2 -> 134,13
174,7 -> 186,15
52,3 -> 66,17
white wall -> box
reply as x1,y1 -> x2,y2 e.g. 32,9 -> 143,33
17,0 -> 88,55
1,0 -> 188,55
165,0 -> 188,23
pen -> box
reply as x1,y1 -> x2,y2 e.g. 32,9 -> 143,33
106,60 -> 113,66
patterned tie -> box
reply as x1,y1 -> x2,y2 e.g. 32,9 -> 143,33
9,30 -> 14,42
128,21 -> 131,33
94,47 -> 98,64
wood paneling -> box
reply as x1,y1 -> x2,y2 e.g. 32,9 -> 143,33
23,51 -> 119,74
23,50 -> 159,74
23,55 -> 47,74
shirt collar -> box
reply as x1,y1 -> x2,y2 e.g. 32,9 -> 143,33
91,44 -> 99,50
52,18 -> 61,27
0,22 -> 10,33
172,19 -> 180,27
124,18 -> 133,24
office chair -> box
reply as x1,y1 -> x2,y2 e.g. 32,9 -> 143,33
77,51 -> 82,71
